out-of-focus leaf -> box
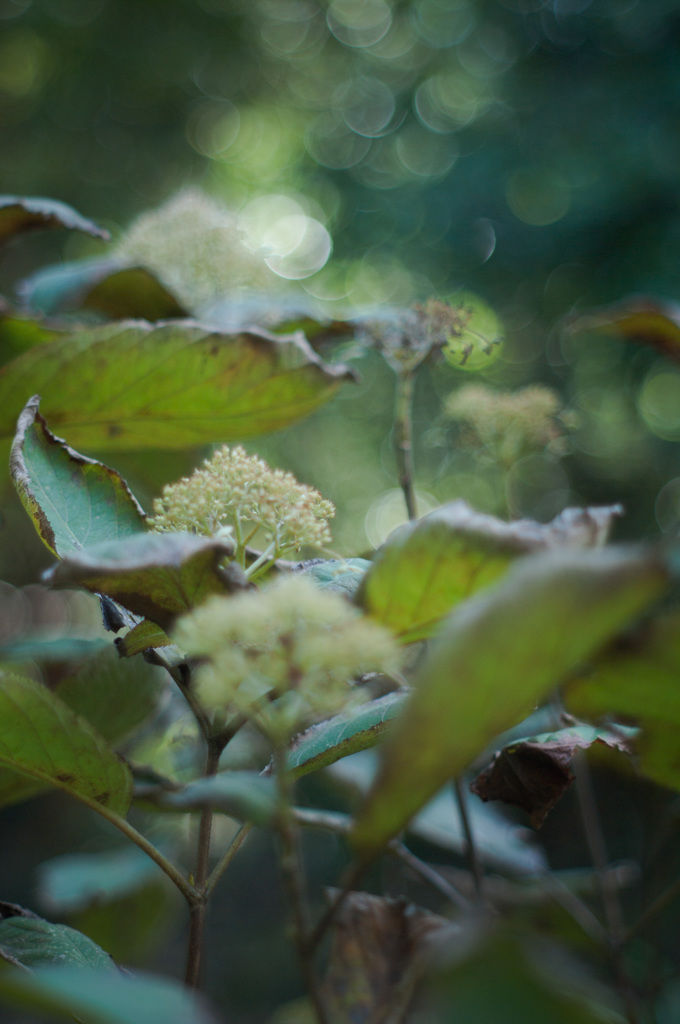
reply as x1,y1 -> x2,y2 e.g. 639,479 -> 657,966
297,557 -> 372,597
71,881 -> 177,968
204,292 -> 351,345
287,693 -> 406,778
45,532 -> 245,630
11,396 -> 146,558
321,891 -> 451,1024
566,296 -> 680,364
55,644 -> 166,746
157,770 -> 277,824
37,847 -> 169,915
20,257 -> 187,320
0,319 -> 357,451
0,671 -> 132,816
565,611 -> 680,791
0,966 -> 220,1024
0,195 -> 109,243
471,725 -> 635,829
0,635 -> 109,663
351,547 -> 667,858
359,501 -> 622,643
330,752 -> 545,874
426,927 -> 625,1023
0,903 -> 114,970
115,619 -> 172,657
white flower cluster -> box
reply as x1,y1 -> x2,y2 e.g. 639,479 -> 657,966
114,189 -> 276,312
173,575 -> 401,740
446,384 -> 569,467
150,445 -> 335,563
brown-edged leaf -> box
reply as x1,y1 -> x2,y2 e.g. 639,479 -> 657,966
566,296 -> 680,364
44,532 -> 246,629
471,725 -> 634,828
321,892 -> 451,1024
0,196 -> 109,244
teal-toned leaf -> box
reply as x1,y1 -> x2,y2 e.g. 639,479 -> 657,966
0,635 -> 109,663
158,771 -> 277,824
0,671 -> 132,816
45,532 -> 246,629
287,692 -> 406,778
37,847 -> 169,915
11,396 -> 146,558
0,904 -> 113,970
565,611 -> 680,792
297,557 -> 372,597
359,501 -> 622,643
0,195 -> 109,244
0,966 -> 220,1024
351,547 -> 667,858
471,725 -> 635,828
20,257 -> 187,320
0,319 -> 357,451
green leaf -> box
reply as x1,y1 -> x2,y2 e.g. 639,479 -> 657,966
20,257 -> 187,320
287,692 -> 406,778
297,557 -> 372,597
0,319 -> 357,451
158,771 -> 278,824
0,904 -> 114,970
0,308 -> 62,366
0,966 -> 220,1024
11,396 -> 146,558
0,635 -> 109,663
115,619 -> 172,657
359,501 -> 622,643
37,847 -> 169,915
565,611 -> 680,791
471,725 -> 635,828
0,195 -> 109,244
56,645 -> 166,746
44,532 -> 246,629
351,547 -> 667,858
0,671 -> 132,816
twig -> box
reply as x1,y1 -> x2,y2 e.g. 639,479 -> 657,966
308,860 -> 367,953
574,752 -> 640,1024
394,370 -> 417,521
274,750 -> 329,1024
453,777 -> 484,901
185,738 -> 223,989
206,823 -> 252,898
624,874 -> 680,944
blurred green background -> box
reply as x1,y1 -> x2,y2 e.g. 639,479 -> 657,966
2,1 -> 680,1020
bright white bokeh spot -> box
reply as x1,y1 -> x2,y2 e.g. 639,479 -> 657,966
240,194 -> 332,280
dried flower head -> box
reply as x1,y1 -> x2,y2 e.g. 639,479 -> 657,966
173,575 -> 401,739
114,189 -> 276,312
445,384 -> 569,466
149,445 -> 335,570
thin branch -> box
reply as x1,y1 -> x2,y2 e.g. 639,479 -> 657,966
393,370 -> 417,521
453,777 -> 484,901
308,860 -> 367,953
185,739 -> 223,989
574,753 -> 640,1024
273,751 -> 329,1024
389,841 -> 474,912
624,874 -> 680,944
206,823 -> 252,898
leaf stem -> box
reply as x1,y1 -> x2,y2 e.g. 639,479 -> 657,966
394,370 -> 417,521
